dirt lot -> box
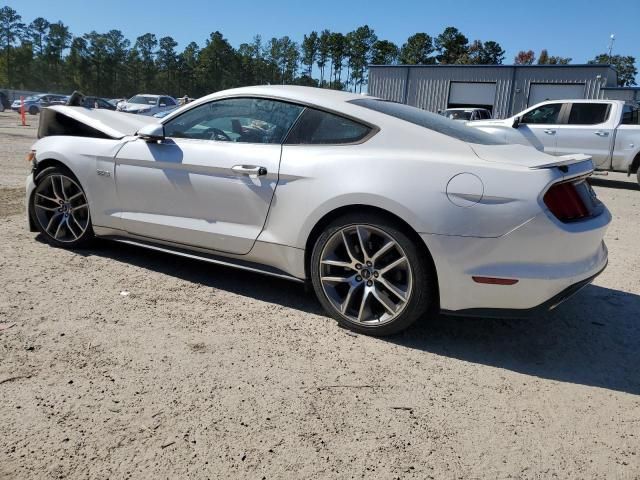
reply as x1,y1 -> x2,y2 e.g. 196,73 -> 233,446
1,110 -> 639,479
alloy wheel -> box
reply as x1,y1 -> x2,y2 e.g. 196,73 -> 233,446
319,225 -> 413,325
33,174 -> 90,243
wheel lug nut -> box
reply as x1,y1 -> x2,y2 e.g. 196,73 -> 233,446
366,261 -> 372,267
355,263 -> 362,270
356,275 -> 362,282
367,280 -> 373,287
373,272 -> 379,278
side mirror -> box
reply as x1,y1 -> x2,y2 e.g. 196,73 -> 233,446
512,116 -> 521,129
137,123 -> 165,142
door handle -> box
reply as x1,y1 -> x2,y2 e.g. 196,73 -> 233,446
543,129 -> 556,135
594,131 -> 609,137
231,165 -> 267,176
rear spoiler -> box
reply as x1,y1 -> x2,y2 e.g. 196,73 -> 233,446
528,154 -> 592,169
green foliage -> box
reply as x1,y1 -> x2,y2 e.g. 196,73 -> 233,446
590,54 -> 637,86
2,6 -> 634,97
435,27 -> 468,64
538,49 -> 571,65
399,33 -> 434,65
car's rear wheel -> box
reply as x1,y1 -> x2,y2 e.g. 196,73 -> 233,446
310,213 -> 435,336
30,166 -> 93,248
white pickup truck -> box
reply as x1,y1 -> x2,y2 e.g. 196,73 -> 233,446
469,100 -> 640,185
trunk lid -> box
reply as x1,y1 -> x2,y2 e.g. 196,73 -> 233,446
38,105 -> 158,139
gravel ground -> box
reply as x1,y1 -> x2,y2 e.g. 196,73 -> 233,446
1,111 -> 639,479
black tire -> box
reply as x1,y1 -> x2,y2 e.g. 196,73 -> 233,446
29,166 -> 94,248
28,105 -> 38,115
637,167 -> 640,188
310,212 -> 436,336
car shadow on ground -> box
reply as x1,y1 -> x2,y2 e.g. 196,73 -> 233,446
396,284 -> 640,395
589,177 -> 639,191
64,237 -> 640,396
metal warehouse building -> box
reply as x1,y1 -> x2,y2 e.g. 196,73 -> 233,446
368,64 -> 627,119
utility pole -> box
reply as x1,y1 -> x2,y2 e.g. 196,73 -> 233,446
607,34 -> 615,64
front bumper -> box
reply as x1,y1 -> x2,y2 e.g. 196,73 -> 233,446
422,206 -> 611,315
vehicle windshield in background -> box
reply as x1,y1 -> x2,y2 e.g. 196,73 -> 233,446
128,96 -> 156,105
350,98 -> 505,145
443,110 -> 472,120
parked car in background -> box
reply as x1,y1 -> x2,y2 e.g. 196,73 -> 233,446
109,98 -> 127,108
26,85 -> 609,336
0,91 -> 10,112
11,94 -> 68,115
117,94 -> 177,116
80,96 -> 117,110
442,108 -> 492,121
469,99 -> 640,185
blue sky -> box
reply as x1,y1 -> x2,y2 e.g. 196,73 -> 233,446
8,0 -> 639,66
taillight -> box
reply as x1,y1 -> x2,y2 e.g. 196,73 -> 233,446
543,181 -> 590,222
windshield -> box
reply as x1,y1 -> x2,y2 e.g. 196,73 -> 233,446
128,95 -> 157,105
349,98 -> 505,145
443,110 -> 472,120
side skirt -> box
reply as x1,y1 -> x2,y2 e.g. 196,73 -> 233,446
102,235 -> 305,283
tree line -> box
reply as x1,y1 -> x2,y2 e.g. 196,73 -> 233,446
0,5 -> 636,100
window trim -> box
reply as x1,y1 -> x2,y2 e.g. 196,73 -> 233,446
161,94 -> 380,146
565,102 -> 612,126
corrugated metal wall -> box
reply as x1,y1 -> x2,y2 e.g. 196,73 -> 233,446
368,65 -> 616,118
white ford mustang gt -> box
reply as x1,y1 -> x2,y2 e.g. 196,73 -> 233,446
25,86 -> 610,335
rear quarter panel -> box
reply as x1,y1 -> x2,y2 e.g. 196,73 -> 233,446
261,123 -> 558,250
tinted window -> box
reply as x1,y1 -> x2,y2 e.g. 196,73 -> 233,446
443,110 -> 472,120
285,108 -> 371,145
621,105 -> 639,125
161,96 -> 176,106
164,97 -> 304,144
568,103 -> 610,125
521,103 -> 562,124
349,98 -> 505,145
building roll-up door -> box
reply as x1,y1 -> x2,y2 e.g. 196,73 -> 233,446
448,82 -> 497,110
528,83 -> 585,107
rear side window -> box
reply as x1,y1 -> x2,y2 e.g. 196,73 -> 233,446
568,103 -> 610,125
285,108 -> 371,145
621,105 -> 639,125
349,98 -> 505,145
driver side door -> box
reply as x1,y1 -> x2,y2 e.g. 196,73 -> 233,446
517,102 -> 566,155
114,97 -> 304,255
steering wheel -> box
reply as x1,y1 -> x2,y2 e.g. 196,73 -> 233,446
209,128 -> 231,141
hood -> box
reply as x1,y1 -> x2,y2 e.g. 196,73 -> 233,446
469,142 -> 593,170
121,103 -> 154,112
39,105 -> 158,139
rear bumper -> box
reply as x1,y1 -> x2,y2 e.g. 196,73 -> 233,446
441,260 -> 607,318
422,206 -> 611,315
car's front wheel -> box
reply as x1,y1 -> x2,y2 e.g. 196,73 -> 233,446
28,105 -> 39,115
310,213 -> 435,336
29,166 -> 94,248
